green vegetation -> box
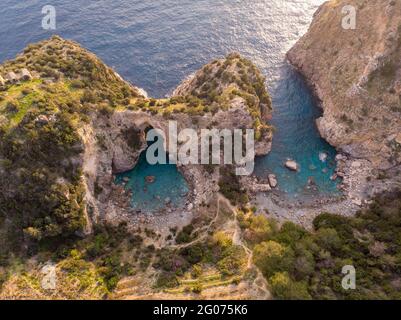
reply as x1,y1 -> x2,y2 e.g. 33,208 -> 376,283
154,231 -> 246,292
152,208 -> 247,294
218,166 -> 249,206
0,36 -> 142,259
0,222 -> 149,298
239,190 -> 401,300
175,225 -> 196,244
2,35 -> 401,302
176,53 -> 273,140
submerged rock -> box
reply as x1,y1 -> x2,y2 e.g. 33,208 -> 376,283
145,175 -> 156,184
307,176 -> 316,186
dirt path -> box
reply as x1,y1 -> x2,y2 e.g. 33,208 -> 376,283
219,194 -> 271,299
170,195 -> 223,250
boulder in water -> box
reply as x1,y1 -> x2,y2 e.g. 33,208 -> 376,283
306,176 -> 318,191
285,160 -> 299,171
307,176 -> 316,186
319,152 -> 328,162
123,177 -> 130,183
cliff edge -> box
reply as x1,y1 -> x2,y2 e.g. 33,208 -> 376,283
287,0 -> 401,201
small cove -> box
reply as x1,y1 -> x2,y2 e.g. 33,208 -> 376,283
254,67 -> 341,200
115,135 -> 189,213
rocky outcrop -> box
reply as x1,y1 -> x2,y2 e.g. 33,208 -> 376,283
77,53 -> 275,229
0,35 -> 274,246
287,0 -> 401,200
0,36 -> 275,301
285,160 -> 299,172
172,53 -> 273,157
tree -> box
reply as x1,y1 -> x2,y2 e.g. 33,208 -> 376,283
248,215 -> 272,243
269,272 -> 312,300
315,228 -> 342,251
253,241 -> 294,277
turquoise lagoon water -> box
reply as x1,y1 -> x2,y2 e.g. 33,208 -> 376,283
254,68 -> 340,198
0,0 -> 339,210
115,152 -> 189,212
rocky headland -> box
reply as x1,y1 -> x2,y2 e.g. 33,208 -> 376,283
0,36 -> 273,299
0,36 -> 274,237
81,52 -> 274,236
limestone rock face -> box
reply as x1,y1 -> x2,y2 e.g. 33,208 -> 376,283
287,0 -> 401,169
172,52 -> 273,157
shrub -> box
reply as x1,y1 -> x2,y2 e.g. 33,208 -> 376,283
5,100 -> 19,113
176,225 -> 195,244
156,272 -> 179,288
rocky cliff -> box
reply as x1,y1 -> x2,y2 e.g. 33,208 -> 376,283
0,36 -> 274,299
0,36 -> 273,250
287,0 -> 401,202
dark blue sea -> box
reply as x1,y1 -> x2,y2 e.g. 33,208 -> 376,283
0,0 -> 339,211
